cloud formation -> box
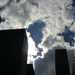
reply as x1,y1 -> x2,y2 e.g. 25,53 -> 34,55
0,0 -> 75,75
0,0 -> 31,29
34,45 -> 74,75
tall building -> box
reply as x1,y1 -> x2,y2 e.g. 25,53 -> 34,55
0,29 -> 28,75
26,64 -> 35,75
55,49 -> 70,75
0,15 -> 1,23
72,50 -> 75,75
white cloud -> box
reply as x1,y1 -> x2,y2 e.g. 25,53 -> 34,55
62,6 -> 75,23
0,0 -> 32,29
0,0 -> 8,7
70,22 -> 75,32
0,0 -> 74,30
38,33 -> 74,57
0,0 -> 75,75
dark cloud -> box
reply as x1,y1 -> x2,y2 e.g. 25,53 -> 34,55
27,0 -> 38,7
16,0 -> 20,3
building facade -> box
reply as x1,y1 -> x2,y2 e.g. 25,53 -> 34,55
26,64 -> 35,75
0,29 -> 28,75
55,49 -> 70,75
72,50 -> 75,75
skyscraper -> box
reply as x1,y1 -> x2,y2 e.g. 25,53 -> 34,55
0,15 -> 1,23
55,49 -> 70,75
72,50 -> 75,75
26,64 -> 35,75
0,29 -> 28,75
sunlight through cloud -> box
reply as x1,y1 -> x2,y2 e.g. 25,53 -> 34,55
26,31 -> 39,64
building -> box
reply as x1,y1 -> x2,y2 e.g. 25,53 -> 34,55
55,49 -> 70,75
0,15 -> 1,23
26,64 -> 35,75
0,29 -> 28,75
72,50 -> 75,75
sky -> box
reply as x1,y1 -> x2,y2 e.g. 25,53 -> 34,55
0,0 -> 75,75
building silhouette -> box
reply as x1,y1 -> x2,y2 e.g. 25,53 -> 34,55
55,49 -> 70,75
72,50 -> 75,75
0,29 -> 28,75
26,64 -> 35,75
0,15 -> 1,23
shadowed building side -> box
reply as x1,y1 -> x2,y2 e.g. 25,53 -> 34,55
0,15 -> 1,23
26,64 -> 35,75
0,29 -> 28,75
55,49 -> 70,75
72,50 -> 75,75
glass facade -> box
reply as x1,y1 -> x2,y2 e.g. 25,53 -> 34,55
0,29 -> 28,75
55,49 -> 70,75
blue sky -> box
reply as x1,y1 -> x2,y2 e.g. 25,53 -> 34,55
27,20 -> 45,57
0,0 -> 75,75
72,0 -> 75,7
58,26 -> 75,46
